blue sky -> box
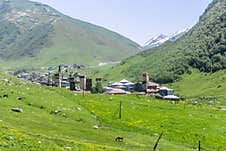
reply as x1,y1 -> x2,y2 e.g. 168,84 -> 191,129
32,0 -> 212,45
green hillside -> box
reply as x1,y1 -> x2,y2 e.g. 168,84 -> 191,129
169,69 -> 226,106
102,0 -> 226,84
0,73 -> 225,150
0,0 -> 139,69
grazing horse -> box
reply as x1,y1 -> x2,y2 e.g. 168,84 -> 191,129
115,136 -> 123,142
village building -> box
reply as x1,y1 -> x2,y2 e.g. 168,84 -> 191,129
158,87 -> 180,100
86,78 -> 92,91
146,82 -> 160,93
61,80 -> 70,88
158,87 -> 174,96
79,75 -> 86,90
18,73 -> 30,79
107,79 -> 135,92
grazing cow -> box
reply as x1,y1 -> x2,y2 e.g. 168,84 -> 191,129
115,136 -> 123,142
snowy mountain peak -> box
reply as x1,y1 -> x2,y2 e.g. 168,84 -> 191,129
144,34 -> 169,48
143,28 -> 190,50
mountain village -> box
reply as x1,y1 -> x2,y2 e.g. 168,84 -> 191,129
0,0 -> 225,150
13,65 -> 180,100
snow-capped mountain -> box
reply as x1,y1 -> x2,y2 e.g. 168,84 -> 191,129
143,28 -> 190,50
169,28 -> 190,42
143,34 -> 170,50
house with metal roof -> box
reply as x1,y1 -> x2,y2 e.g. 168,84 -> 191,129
107,79 -> 135,92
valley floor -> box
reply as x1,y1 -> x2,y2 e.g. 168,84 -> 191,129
0,73 -> 225,150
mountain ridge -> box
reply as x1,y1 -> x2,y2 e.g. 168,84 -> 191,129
0,0 -> 140,69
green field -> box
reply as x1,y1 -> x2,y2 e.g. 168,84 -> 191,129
0,73 -> 225,150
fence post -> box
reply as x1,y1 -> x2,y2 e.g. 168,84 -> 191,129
119,101 -> 122,119
198,140 -> 201,151
153,132 -> 164,151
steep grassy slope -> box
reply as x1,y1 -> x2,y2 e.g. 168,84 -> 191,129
0,73 -> 225,150
0,0 -> 139,69
102,0 -> 225,83
168,69 -> 226,106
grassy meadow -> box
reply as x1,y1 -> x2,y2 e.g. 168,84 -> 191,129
170,69 -> 226,107
0,73 -> 225,150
